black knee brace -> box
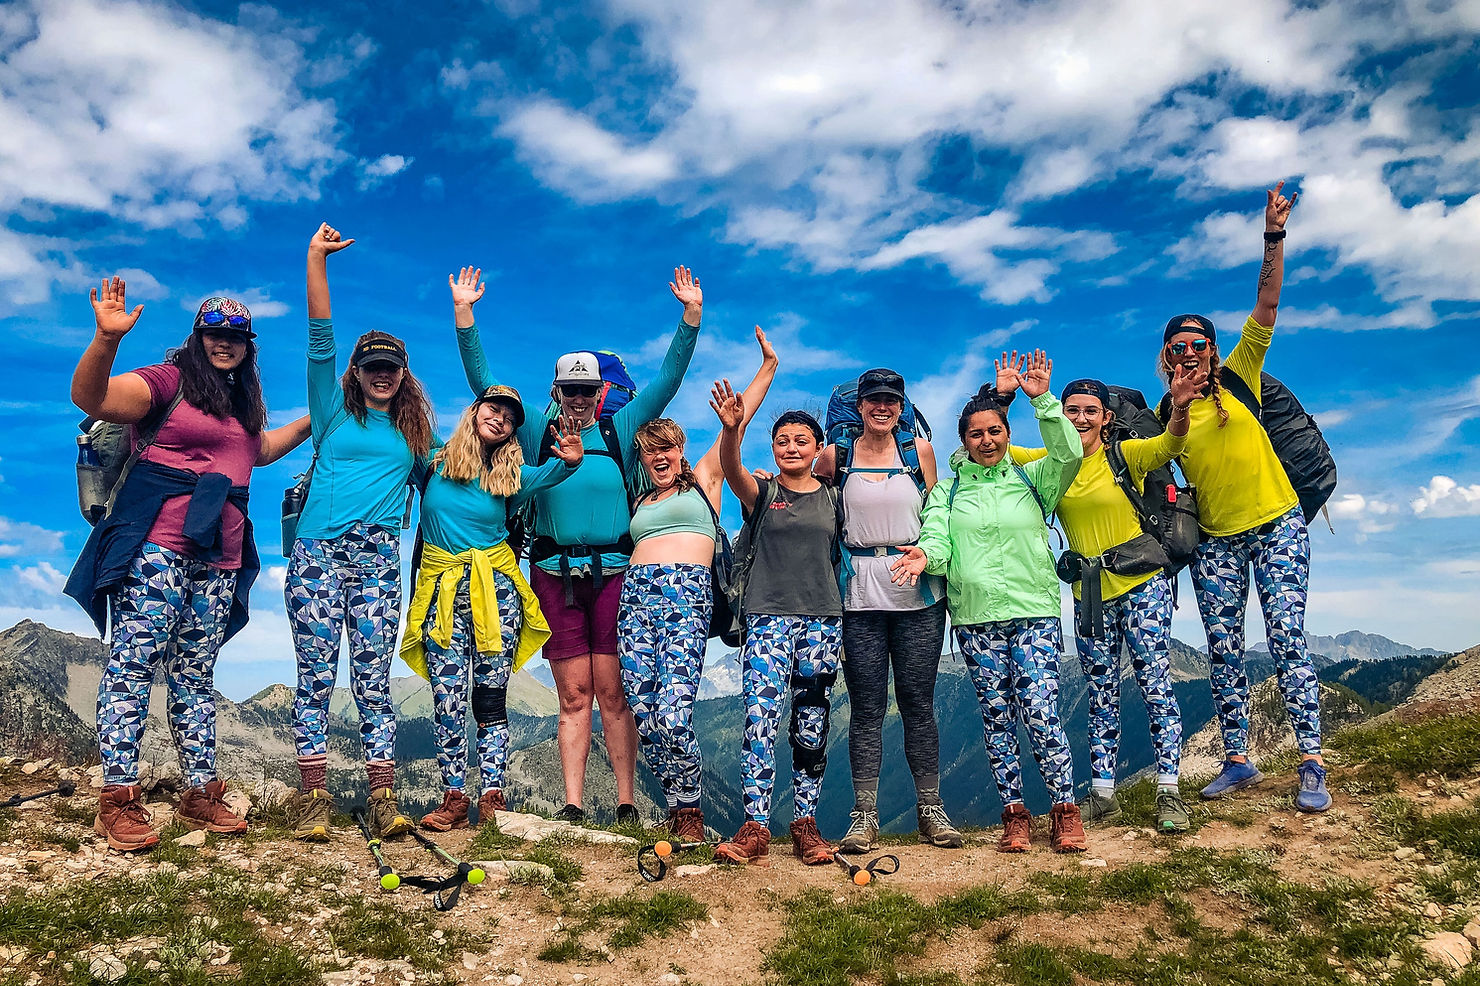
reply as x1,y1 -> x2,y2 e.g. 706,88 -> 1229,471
789,670 -> 837,778
472,685 -> 508,726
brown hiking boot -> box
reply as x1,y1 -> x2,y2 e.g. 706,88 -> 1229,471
178,779 -> 248,835
670,807 -> 705,843
95,784 -> 160,852
293,788 -> 333,841
421,789 -> 470,832
478,789 -> 506,823
1050,802 -> 1087,853
998,803 -> 1032,853
715,820 -> 771,867
789,816 -> 834,866
368,787 -> 413,838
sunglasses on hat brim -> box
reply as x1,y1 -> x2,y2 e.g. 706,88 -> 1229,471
196,311 -> 254,335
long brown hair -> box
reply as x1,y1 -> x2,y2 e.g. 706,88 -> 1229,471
341,331 -> 435,456
167,332 -> 267,434
635,418 -> 698,492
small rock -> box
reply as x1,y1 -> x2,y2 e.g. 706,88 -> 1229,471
1421,933 -> 1472,971
462,952 -> 479,971
20,762 -> 41,776
1462,919 -> 1480,946
571,976 -> 587,983
87,953 -> 126,983
174,829 -> 207,848
1425,902 -> 1444,920
675,864 -> 717,878
660,975 -> 682,985
504,976 -> 523,986
1080,858 -> 1108,868
1395,847 -> 1417,861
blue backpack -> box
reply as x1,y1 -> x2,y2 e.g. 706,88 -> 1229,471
825,377 -> 932,494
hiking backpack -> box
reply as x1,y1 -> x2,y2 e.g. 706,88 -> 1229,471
1103,386 -> 1200,570
825,376 -> 932,494
75,383 -> 184,525
1157,370 -> 1338,527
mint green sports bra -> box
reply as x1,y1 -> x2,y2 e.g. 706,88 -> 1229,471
630,486 -> 716,544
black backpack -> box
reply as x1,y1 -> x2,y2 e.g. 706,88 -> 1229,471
1158,370 -> 1338,527
1103,386 -> 1200,570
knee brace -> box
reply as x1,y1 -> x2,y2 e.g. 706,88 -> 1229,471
472,685 -> 508,726
788,670 -> 837,778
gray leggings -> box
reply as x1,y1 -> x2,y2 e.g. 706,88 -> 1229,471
840,602 -> 948,800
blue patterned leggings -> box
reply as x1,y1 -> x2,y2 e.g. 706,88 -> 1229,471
286,525 -> 401,764
618,564 -> 712,810
1073,574 -> 1182,786
955,617 -> 1075,806
423,570 -> 522,793
740,613 -> 843,825
1191,507 -> 1321,757
100,542 -> 237,787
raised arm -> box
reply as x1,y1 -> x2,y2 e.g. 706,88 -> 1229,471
450,267 -> 497,395
306,224 -> 354,436
72,277 -> 153,424
306,222 -> 353,321
257,415 -> 312,466
1251,180 -> 1294,329
712,380 -> 760,512
614,266 -> 703,444
1012,351 -> 1081,509
693,326 -> 779,498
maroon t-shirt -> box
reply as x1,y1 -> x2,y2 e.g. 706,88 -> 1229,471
132,364 -> 261,569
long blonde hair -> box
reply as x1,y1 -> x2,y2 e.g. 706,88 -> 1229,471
432,404 -> 524,496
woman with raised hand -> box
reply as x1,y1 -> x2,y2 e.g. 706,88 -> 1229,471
1158,181 -> 1330,813
812,369 -> 960,854
287,223 -> 436,843
711,390 -> 843,869
621,326 -> 779,842
453,265 -> 702,826
66,279 -> 310,851
403,387 -> 585,831
999,356 -> 1207,833
892,352 -> 1086,853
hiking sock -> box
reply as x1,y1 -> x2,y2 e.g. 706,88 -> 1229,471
298,755 -> 327,792
366,761 -> 395,791
1091,779 -> 1115,797
853,782 -> 879,812
1157,778 -> 1180,794
914,774 -> 943,806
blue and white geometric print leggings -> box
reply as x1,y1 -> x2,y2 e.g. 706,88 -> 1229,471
740,613 -> 843,825
100,542 -> 237,788
423,569 -> 522,793
286,524 -> 401,765
1073,573 -> 1182,787
1191,506 -> 1321,758
954,617 -> 1075,807
617,564 -> 713,810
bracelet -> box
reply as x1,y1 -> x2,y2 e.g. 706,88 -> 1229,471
1171,399 -> 1193,412
1263,229 -> 1286,242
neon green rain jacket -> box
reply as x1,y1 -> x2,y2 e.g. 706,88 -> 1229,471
918,392 -> 1082,624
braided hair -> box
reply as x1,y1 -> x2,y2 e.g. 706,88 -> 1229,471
1158,346 -> 1229,428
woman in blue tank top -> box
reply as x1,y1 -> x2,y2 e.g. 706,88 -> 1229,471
619,327 -> 778,842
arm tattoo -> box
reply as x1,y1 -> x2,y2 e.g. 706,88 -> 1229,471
1258,242 -> 1277,291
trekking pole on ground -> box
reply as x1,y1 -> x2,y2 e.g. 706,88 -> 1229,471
833,850 -> 900,886
0,779 -> 77,809
637,839 -> 709,883
402,829 -> 485,911
352,811 -> 400,892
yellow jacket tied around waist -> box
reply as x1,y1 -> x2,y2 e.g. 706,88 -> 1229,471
400,541 -> 549,680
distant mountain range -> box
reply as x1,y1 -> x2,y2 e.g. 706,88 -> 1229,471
0,618 -> 1458,837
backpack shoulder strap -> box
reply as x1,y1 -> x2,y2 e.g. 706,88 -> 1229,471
947,475 -> 962,511
104,381 -> 185,518
1010,462 -> 1050,522
1219,367 -> 1262,421
896,434 -> 926,494
833,432 -> 855,490
1104,440 -> 1151,525
1155,392 -> 1172,425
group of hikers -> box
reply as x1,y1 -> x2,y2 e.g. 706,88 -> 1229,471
64,181 -> 1335,867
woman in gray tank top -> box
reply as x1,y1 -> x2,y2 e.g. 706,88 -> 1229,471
814,368 -> 960,853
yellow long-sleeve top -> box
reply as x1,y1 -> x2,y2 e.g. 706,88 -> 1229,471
400,541 -> 550,681
1014,428 -> 1185,602
1160,315 -> 1299,537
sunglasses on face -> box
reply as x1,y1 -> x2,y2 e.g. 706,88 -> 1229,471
1168,339 -> 1210,356
201,328 -> 250,345
561,384 -> 601,399
361,361 -> 402,374
197,311 -> 251,329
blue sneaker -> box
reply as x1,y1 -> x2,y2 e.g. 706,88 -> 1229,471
1199,760 -> 1265,800
1295,760 -> 1332,813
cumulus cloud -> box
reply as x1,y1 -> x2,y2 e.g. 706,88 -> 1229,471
356,154 -> 414,191
0,517 -> 66,558
184,288 -> 290,320
1412,476 -> 1480,518
1326,493 -> 1401,541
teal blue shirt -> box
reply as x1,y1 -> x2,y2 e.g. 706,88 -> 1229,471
456,317 -> 699,574
419,458 -> 577,554
296,317 -> 419,541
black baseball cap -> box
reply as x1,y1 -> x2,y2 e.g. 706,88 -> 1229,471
857,367 -> 906,402
352,336 -> 408,369
1163,314 -> 1216,343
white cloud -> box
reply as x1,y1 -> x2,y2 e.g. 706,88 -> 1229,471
498,100 -> 679,202
186,288 -> 291,320
356,154 -> 414,191
1412,476 -> 1480,518
0,517 -> 65,558
1326,493 -> 1400,541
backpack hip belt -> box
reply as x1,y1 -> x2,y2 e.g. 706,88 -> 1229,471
530,535 -> 636,606
844,544 -> 910,558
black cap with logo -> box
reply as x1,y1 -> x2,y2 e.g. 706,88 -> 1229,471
352,337 -> 408,369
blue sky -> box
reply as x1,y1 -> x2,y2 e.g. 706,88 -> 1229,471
1,0 -> 1478,700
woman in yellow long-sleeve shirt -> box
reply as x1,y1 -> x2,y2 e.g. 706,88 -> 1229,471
1157,180 -> 1330,814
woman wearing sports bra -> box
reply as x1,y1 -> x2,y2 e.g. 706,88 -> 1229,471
620,327 -> 778,841
812,369 -> 960,854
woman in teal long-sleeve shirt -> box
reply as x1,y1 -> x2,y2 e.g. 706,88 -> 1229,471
893,351 -> 1085,855
450,265 -> 701,824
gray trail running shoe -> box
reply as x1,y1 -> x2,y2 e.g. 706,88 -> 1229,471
1077,789 -> 1124,825
293,788 -> 334,842
367,788 -> 413,839
839,809 -> 879,854
917,803 -> 964,849
1156,791 -> 1192,833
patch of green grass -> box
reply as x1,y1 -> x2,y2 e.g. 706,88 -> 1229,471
37,827 -> 82,853
1329,712 -> 1480,777
992,942 -> 1075,986
149,823 -> 204,868
0,807 -> 14,842
524,843 -> 584,884
52,799 -> 98,827
466,821 -> 526,857
589,890 -> 708,948
326,894 -> 475,972
0,872 -> 190,951
1371,795 -> 1480,859
536,936 -> 600,963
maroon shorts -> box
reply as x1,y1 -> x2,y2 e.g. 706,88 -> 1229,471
531,566 -> 625,661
